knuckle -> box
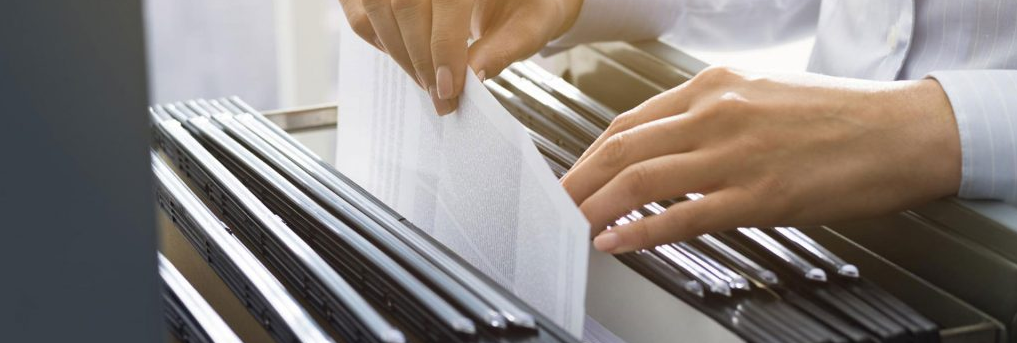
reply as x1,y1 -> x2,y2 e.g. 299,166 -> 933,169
411,58 -> 432,72
715,94 -> 749,114
750,177 -> 793,218
349,15 -> 375,39
517,22 -> 550,42
432,0 -> 469,10
390,0 -> 422,12
481,46 -> 516,71
634,221 -> 656,248
620,163 -> 655,199
360,0 -> 389,14
639,210 -> 692,248
755,176 -> 786,197
607,112 -> 637,133
699,65 -> 737,81
627,102 -> 653,118
598,134 -> 630,169
675,210 -> 698,232
698,93 -> 750,119
737,134 -> 774,154
431,31 -> 467,49
662,209 -> 696,237
339,0 -> 364,9
681,108 -> 711,127
688,65 -> 742,89
430,34 -> 454,47
616,220 -> 650,249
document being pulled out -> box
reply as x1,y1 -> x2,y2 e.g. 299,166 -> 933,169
335,25 -> 590,336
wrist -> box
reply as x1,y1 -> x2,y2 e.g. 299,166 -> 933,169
879,79 -> 962,199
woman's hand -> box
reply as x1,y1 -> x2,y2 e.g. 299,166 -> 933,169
338,0 -> 582,115
561,67 -> 962,254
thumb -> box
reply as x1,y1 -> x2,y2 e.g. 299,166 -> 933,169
467,21 -> 548,81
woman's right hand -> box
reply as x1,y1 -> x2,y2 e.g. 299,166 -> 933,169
338,0 -> 583,115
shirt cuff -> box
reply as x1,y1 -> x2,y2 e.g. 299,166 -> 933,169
928,70 -> 1017,203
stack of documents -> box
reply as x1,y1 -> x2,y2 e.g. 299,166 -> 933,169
335,22 -> 590,337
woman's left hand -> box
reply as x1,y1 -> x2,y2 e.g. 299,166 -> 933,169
561,66 -> 962,254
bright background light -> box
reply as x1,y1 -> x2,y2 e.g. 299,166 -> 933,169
144,0 -> 814,111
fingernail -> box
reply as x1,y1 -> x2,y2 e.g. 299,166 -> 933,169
429,86 -> 452,115
436,65 -> 453,100
477,69 -> 487,82
593,232 -> 620,252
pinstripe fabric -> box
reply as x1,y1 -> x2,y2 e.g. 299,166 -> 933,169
551,0 -> 1017,204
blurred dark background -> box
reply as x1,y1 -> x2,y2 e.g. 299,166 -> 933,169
0,1 -> 161,342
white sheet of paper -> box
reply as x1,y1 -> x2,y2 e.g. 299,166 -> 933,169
335,24 -> 589,336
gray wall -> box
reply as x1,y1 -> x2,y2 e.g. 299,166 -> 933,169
0,1 -> 161,342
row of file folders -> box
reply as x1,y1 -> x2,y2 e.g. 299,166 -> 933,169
153,59 -> 975,342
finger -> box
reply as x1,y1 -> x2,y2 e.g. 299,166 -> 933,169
391,0 -> 454,115
392,0 -> 434,86
469,0 -> 497,39
339,0 -> 383,51
362,0 -> 418,84
468,17 -> 547,82
575,84 -> 697,166
593,189 -> 752,253
579,152 -> 725,231
431,0 -> 473,101
562,114 -> 698,204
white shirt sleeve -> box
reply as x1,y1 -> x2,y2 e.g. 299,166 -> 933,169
929,70 -> 1017,204
547,0 -> 821,51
